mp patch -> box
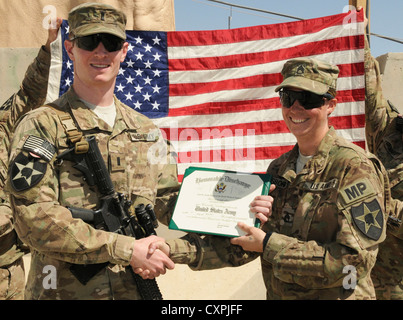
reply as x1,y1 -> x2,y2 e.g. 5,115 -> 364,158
351,199 -> 384,241
10,152 -> 47,192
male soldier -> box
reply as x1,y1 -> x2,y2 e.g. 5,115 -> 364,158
364,33 -> 403,299
7,3 -> 177,300
149,58 -> 391,300
0,18 -> 61,300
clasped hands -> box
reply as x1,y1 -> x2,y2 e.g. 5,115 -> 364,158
132,185 -> 275,279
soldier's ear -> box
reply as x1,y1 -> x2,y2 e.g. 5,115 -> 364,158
120,42 -> 129,63
326,98 -> 337,116
64,40 -> 75,61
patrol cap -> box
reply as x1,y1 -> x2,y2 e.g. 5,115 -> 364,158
275,58 -> 340,96
68,3 -> 127,40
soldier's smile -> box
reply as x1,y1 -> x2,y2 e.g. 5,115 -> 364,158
289,116 -> 309,124
91,63 -> 111,69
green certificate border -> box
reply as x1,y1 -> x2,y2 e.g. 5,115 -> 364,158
169,166 -> 271,237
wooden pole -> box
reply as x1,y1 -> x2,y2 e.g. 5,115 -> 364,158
349,0 -> 370,45
349,0 -> 370,33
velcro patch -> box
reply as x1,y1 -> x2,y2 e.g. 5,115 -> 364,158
303,179 -> 338,191
271,176 -> 289,189
10,152 -> 47,192
129,132 -> 159,142
23,135 -> 56,162
340,178 -> 375,206
351,199 -> 384,240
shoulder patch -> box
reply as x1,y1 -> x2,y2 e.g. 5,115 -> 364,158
351,199 -> 384,240
23,135 -> 56,162
340,178 -> 375,205
10,152 -> 47,192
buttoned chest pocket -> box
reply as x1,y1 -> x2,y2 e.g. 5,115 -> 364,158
291,193 -> 321,240
292,190 -> 339,242
110,132 -> 160,206
57,139 -> 99,208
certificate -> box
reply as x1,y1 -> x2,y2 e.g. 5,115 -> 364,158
169,167 -> 271,237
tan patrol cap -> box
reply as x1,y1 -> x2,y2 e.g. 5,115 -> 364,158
68,2 -> 127,40
275,58 -> 339,96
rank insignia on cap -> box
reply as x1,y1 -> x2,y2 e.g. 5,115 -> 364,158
10,152 -> 47,191
295,64 -> 306,75
351,199 -> 384,240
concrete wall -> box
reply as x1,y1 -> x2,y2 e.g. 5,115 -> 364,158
9,48 -> 403,300
0,0 -> 175,48
376,53 -> 403,113
0,48 -> 39,105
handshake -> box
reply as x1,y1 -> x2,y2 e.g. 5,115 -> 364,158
130,191 -> 275,279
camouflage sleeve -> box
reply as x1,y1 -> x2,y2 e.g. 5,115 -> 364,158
0,46 -> 51,268
0,203 -> 25,267
7,109 -> 135,266
167,234 -> 259,270
364,37 -> 394,153
4,46 -> 51,131
153,138 -> 180,226
388,198 -> 403,240
262,157 -> 388,289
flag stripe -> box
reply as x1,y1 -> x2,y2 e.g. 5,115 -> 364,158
168,36 -> 364,72
169,64 -> 364,98
169,127 -> 365,156
166,88 -> 365,117
168,50 -> 364,85
158,115 -> 365,141
49,11 -> 366,180
167,12 -> 364,47
176,139 -> 366,165
167,76 -> 364,110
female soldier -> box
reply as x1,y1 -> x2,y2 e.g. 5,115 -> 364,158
150,58 -> 392,300
231,58 -> 391,299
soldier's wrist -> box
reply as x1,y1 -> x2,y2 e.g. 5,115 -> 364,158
263,232 -> 272,251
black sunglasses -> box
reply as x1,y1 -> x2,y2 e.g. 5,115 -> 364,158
72,33 -> 125,52
279,89 -> 334,110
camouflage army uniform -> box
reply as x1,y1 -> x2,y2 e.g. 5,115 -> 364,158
260,127 -> 389,299
167,56 -> 391,300
167,127 -> 390,300
0,46 -> 50,300
364,40 -> 403,300
6,88 -> 179,300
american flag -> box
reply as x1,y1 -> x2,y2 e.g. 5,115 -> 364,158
46,11 -> 365,181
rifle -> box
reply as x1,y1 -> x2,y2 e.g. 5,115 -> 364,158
57,135 -> 163,300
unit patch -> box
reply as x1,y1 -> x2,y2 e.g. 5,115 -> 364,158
10,152 -> 47,192
351,199 -> 384,240
340,178 -> 375,206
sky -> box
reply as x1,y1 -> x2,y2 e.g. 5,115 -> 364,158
173,0 -> 403,58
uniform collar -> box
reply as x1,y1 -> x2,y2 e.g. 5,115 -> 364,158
278,127 -> 336,181
64,88 -> 140,132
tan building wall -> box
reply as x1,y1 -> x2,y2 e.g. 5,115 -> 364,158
376,53 -> 403,112
0,0 -> 175,48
